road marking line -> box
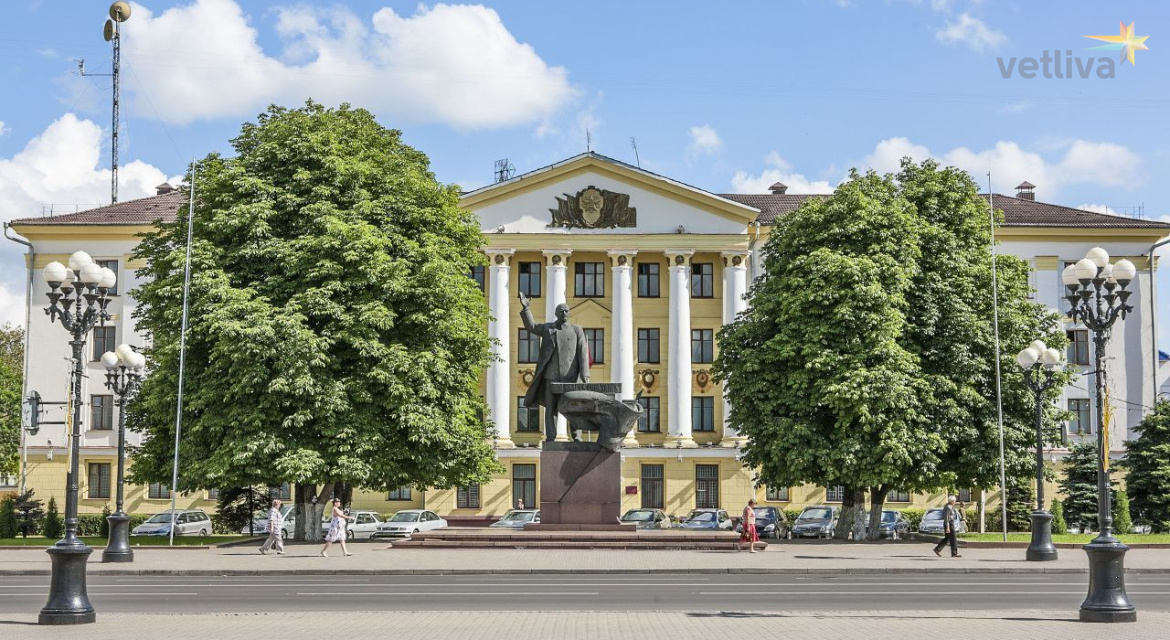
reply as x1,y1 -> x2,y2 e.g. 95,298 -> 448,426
295,591 -> 601,596
699,590 -> 1170,595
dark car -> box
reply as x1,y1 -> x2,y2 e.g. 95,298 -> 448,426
878,510 -> 910,539
734,506 -> 790,539
791,505 -> 838,538
678,508 -> 732,530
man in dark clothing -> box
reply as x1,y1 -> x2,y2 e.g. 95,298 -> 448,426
933,495 -> 962,557
518,292 -> 591,442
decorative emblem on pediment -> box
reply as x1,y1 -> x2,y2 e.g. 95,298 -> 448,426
550,185 -> 637,229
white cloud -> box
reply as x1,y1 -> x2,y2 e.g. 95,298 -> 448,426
730,152 -> 835,195
0,114 -> 174,327
121,0 -> 575,129
0,121 -> 8,136
936,13 -> 1007,52
1078,204 -> 1118,216
0,283 -> 24,327
861,137 -> 933,175
998,100 -> 1032,114
687,125 -> 723,159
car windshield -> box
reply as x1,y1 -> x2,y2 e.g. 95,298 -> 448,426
623,511 -> 655,522
687,511 -> 716,522
882,512 -> 898,523
502,511 -> 534,522
923,510 -> 944,520
144,513 -> 177,524
799,508 -> 832,520
753,508 -> 772,518
390,512 -> 420,522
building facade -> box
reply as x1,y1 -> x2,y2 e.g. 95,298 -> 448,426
7,153 -> 1168,522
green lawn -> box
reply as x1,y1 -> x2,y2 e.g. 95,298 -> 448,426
0,535 -> 253,547
959,533 -> 1170,544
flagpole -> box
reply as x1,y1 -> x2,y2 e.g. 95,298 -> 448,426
168,160 -> 196,546
989,173 -> 1008,542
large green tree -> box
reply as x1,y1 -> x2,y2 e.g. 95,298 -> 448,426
0,323 -> 24,477
1124,400 -> 1170,532
1059,440 -> 1100,532
716,159 -> 1064,539
128,102 -> 499,539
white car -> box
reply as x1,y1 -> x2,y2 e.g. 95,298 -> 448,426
321,509 -> 384,540
241,505 -> 295,539
132,510 -> 213,537
373,509 -> 448,538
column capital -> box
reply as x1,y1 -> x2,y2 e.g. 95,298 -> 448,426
485,248 -> 515,266
607,249 -> 638,267
542,249 -> 572,266
721,250 -> 750,267
664,249 -> 695,267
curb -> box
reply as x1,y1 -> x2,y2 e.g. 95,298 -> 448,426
2,567 -> 1167,576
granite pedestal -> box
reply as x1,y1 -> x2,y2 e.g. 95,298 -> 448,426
537,441 -> 624,529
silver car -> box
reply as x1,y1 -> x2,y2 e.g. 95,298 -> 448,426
619,508 -> 672,530
918,508 -> 967,535
791,506 -> 839,538
241,505 -> 295,539
489,509 -> 540,529
132,510 -> 213,537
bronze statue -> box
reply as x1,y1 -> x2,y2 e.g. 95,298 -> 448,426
519,292 -> 591,441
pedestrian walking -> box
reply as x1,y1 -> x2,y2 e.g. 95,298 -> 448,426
258,499 -> 285,555
738,498 -> 759,553
320,498 -> 353,557
933,495 -> 962,558
516,498 -> 524,510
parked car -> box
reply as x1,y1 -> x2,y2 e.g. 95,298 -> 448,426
241,505 -> 295,539
878,510 -> 911,539
791,505 -> 839,538
489,509 -> 541,529
619,508 -> 672,529
320,509 -> 384,540
132,510 -> 213,537
734,506 -> 790,539
373,509 -> 448,538
678,508 -> 733,530
918,508 -> 967,535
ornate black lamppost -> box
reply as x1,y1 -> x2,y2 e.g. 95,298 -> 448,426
1015,339 -> 1064,562
1063,247 -> 1138,623
39,251 -> 116,625
99,344 -> 144,563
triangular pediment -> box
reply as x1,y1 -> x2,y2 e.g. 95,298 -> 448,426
461,153 -> 758,236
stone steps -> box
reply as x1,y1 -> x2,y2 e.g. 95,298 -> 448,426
393,529 -> 769,550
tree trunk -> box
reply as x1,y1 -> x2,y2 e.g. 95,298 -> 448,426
866,485 -> 890,540
833,486 -> 867,541
294,482 -> 334,542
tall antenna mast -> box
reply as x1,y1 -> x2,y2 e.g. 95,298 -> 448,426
493,158 -> 515,184
630,137 -> 641,168
586,129 -> 592,153
82,3 -> 132,203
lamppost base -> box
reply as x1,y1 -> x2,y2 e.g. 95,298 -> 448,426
1025,510 -> 1058,561
102,512 -> 134,563
39,542 -> 96,625
1079,538 -> 1137,623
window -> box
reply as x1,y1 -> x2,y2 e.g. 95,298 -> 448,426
1067,399 -> 1092,437
457,483 -> 481,509
695,464 -> 720,509
637,262 -> 660,298
638,328 -> 660,363
1067,330 -> 1090,366
584,328 -> 604,364
90,395 -> 114,431
889,489 -> 911,503
692,396 -> 715,432
691,329 -> 714,364
206,488 -> 219,500
97,259 -> 119,295
641,464 -> 664,509
766,486 -> 790,502
271,483 -> 292,501
516,396 -> 540,433
957,488 -> 973,503
0,474 -> 16,488
637,397 -> 661,433
469,265 -> 485,291
518,261 -> 542,297
517,329 -> 540,364
148,483 -> 170,499
88,463 -> 111,499
574,262 -> 605,298
388,486 -> 412,501
1060,260 -> 1078,313
691,262 -> 714,298
92,326 -> 116,361
825,486 -> 845,502
512,464 -> 536,510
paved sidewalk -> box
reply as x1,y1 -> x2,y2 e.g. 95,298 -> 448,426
2,540 -> 1169,575
1,610 -> 1167,640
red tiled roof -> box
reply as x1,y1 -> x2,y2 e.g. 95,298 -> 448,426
9,191 -> 185,226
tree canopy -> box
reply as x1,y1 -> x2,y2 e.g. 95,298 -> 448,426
0,323 -> 24,477
127,103 -> 499,523
1124,400 -> 1170,532
715,159 -> 1066,538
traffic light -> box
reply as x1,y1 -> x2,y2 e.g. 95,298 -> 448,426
21,391 -> 41,436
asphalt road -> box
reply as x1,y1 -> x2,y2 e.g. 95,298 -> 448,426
2,573 -> 1170,613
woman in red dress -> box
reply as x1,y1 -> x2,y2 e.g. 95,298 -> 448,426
739,498 -> 759,553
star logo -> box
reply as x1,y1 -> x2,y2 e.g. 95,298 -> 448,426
1084,21 -> 1150,65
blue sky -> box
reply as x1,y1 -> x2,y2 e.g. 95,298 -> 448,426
2,0 -> 1167,334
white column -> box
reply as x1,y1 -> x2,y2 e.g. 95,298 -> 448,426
486,249 -> 514,448
542,249 -> 572,441
609,250 -> 639,448
665,249 -> 696,448
721,250 -> 750,447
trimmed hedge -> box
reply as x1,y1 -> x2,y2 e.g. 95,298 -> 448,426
901,508 -> 925,531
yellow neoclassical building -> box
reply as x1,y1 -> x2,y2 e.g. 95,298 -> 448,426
8,153 -> 1169,524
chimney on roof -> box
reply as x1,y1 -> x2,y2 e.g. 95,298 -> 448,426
155,182 -> 175,195
768,182 -> 788,195
1015,181 -> 1035,201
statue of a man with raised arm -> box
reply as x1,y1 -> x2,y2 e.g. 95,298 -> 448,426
518,292 -> 591,442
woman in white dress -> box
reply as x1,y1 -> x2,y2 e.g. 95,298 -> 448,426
320,498 -> 353,557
